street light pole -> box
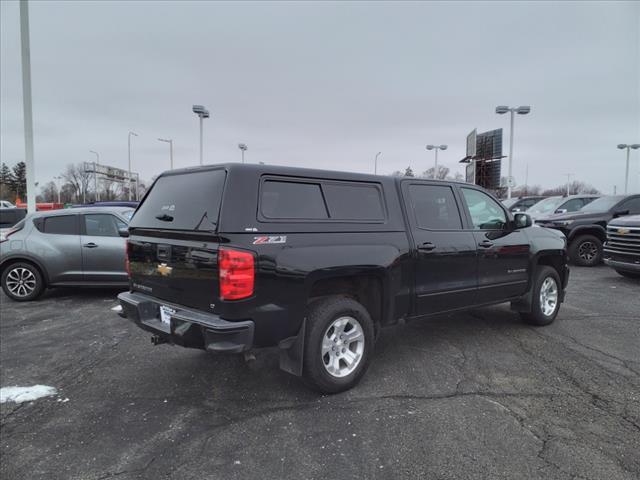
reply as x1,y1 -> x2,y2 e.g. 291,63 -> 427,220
375,152 -> 381,175
128,131 -> 138,200
192,105 -> 210,166
495,105 -> 531,199
617,144 -> 640,194
89,150 -> 99,201
565,173 -> 572,196
158,138 -> 174,170
238,143 -> 248,163
54,175 -> 62,204
19,0 -> 36,214
426,145 -> 448,179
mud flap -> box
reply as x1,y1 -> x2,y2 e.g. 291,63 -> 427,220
278,319 -> 305,376
510,290 -> 533,313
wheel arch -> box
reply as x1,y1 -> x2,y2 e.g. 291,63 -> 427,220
568,225 -> 606,243
0,256 -> 49,286
306,270 -> 388,331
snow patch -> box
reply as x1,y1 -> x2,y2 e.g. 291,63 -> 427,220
0,385 -> 58,404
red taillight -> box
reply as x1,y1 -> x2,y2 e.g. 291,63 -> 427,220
125,240 -> 131,276
218,247 -> 254,300
0,226 -> 20,243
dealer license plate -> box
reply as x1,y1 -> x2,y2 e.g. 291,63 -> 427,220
159,305 -> 175,326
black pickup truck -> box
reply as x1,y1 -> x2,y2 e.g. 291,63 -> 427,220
118,164 -> 569,392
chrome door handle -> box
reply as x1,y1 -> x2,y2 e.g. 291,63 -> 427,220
83,243 -> 98,248
418,242 -> 436,251
478,240 -> 494,248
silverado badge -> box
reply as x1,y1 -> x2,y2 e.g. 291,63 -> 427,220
617,228 -> 630,235
157,263 -> 173,276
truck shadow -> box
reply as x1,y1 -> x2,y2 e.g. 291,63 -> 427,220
140,304 -> 532,402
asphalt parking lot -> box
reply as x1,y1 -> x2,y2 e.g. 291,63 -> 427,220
1,266 -> 639,480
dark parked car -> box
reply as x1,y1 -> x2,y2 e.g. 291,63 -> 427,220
603,215 -> 640,278
502,196 -> 546,212
0,207 -> 27,229
118,163 -> 569,393
0,207 -> 134,301
536,194 -> 640,266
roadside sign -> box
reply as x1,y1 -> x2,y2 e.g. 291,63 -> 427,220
466,129 -> 477,158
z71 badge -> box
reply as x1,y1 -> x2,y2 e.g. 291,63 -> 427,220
253,235 -> 287,245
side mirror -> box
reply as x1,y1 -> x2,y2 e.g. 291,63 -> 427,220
514,213 -> 533,229
555,208 -> 568,214
118,227 -> 129,238
613,209 -> 629,218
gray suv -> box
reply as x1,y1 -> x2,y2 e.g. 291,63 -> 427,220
0,207 -> 133,301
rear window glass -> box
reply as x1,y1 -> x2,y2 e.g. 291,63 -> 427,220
261,181 -> 329,219
130,169 -> 226,231
323,183 -> 384,220
43,215 -> 77,235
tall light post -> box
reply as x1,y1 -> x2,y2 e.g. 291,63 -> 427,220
565,173 -> 573,196
127,131 -> 138,200
19,1 -> 36,214
192,105 -> 210,165
158,138 -> 174,170
426,144 -> 447,179
54,175 -> 62,204
496,105 -> 531,199
89,150 -> 99,201
616,144 -> 640,194
374,152 -> 381,175
238,143 -> 248,163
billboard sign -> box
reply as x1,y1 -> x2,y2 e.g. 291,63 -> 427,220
83,162 -> 138,182
466,162 -> 476,184
466,129 -> 477,158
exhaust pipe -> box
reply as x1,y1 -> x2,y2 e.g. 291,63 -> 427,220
151,334 -> 168,346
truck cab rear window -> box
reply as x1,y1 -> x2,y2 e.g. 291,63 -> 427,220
130,169 -> 226,231
260,179 -> 385,221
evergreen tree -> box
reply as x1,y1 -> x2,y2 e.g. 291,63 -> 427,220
0,163 -> 15,199
404,166 -> 414,177
11,162 -> 27,199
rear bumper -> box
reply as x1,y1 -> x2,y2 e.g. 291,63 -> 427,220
117,291 -> 254,354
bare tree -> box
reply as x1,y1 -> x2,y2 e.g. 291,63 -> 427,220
39,181 -> 58,202
421,165 -> 450,180
62,163 -> 92,203
542,181 -> 600,196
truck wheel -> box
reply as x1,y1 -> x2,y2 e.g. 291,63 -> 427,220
569,235 -> 602,266
1,262 -> 45,301
520,266 -> 561,326
303,296 -> 375,394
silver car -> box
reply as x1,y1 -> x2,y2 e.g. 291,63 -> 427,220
0,207 -> 133,301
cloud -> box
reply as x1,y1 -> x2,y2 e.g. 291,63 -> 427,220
1,0 -> 638,193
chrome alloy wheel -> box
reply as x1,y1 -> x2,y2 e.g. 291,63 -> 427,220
539,277 -> 558,317
6,267 -> 37,298
578,241 -> 598,262
321,316 -> 365,378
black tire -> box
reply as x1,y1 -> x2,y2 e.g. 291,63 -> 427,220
520,266 -> 561,326
569,234 -> 603,266
1,261 -> 45,301
303,296 -> 375,394
615,270 -> 640,279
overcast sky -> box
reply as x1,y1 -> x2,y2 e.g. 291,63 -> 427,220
1,0 -> 639,193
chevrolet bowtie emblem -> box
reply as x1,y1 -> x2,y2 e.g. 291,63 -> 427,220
157,263 -> 173,276
617,228 -> 630,235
